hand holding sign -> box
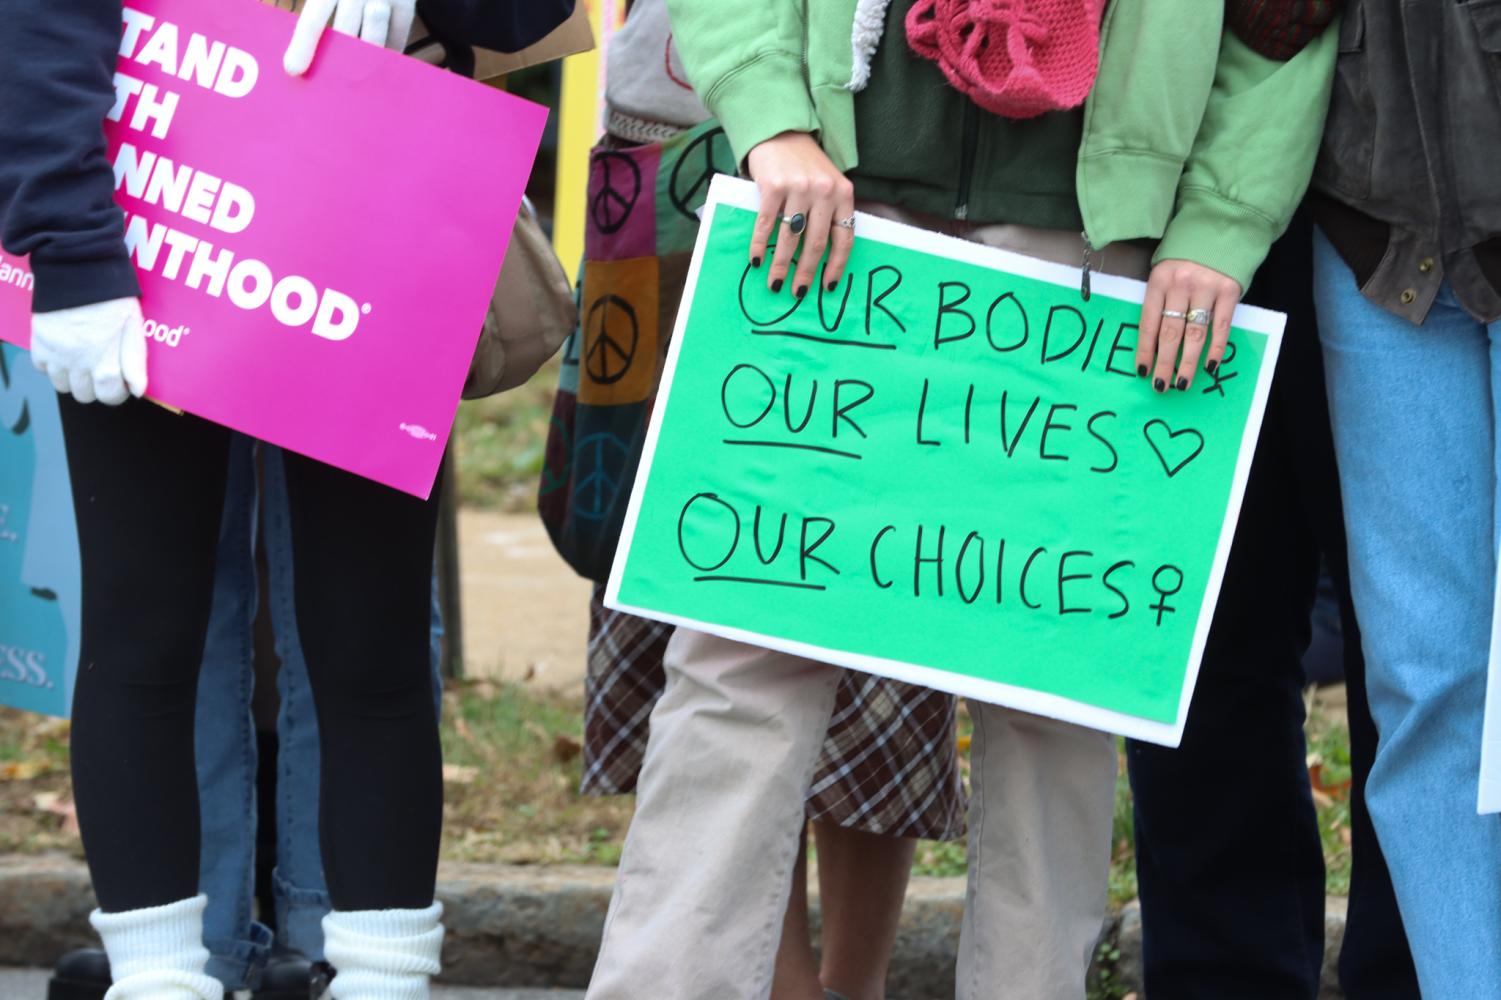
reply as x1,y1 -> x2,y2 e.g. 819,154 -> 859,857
284,0 -> 418,74
29,298 -> 149,406
745,133 -> 857,298
1138,258 -> 1242,393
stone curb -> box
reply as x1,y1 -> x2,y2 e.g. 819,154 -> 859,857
0,855 -> 1348,998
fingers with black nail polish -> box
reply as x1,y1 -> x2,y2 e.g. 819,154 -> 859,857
826,279 -> 839,292
1154,378 -> 1166,393
1176,376 -> 1188,391
752,256 -> 762,268
795,285 -> 807,299
1137,364 -> 1148,377
1206,359 -> 1218,374
771,279 -> 784,293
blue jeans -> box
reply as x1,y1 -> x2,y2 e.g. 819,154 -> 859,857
194,440 -> 444,989
1314,228 -> 1501,999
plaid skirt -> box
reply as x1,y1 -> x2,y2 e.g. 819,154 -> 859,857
582,585 -> 968,842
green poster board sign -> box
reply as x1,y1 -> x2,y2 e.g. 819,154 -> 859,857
608,177 -> 1283,745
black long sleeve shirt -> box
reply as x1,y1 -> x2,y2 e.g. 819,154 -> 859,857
0,0 -> 142,312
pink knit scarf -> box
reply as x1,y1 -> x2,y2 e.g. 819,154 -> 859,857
905,0 -> 1107,120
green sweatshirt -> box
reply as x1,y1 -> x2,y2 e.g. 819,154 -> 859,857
662,0 -> 1338,289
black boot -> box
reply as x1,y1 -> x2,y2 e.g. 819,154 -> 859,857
251,953 -> 329,999
47,949 -> 110,1000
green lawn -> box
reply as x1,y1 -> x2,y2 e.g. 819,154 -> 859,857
0,680 -> 1357,909
451,357 -> 562,511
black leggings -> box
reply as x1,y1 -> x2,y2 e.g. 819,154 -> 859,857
59,396 -> 443,913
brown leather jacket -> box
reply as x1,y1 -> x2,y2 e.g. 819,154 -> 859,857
1313,0 -> 1501,324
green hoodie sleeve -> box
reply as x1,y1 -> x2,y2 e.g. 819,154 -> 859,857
1152,25 -> 1338,290
664,0 -> 820,169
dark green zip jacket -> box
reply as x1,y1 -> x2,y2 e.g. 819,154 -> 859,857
847,0 -> 1086,232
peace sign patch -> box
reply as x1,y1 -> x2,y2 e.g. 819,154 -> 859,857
586,145 -> 662,262
577,256 -> 660,406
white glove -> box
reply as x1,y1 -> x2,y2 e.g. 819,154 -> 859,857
30,297 -> 149,406
283,0 -> 418,75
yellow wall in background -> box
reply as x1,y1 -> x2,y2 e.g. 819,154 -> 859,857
552,0 -> 623,283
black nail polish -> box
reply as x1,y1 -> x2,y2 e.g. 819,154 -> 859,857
1137,363 -> 1148,377
1206,359 -> 1219,374
1154,378 -> 1166,393
771,279 -> 784,293
752,256 -> 762,268
795,284 -> 808,299
1176,376 -> 1188,391
826,279 -> 839,292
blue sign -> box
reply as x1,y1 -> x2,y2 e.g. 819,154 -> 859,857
0,343 -> 79,716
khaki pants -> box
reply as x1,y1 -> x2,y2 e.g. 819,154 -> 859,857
585,211 -> 1151,1000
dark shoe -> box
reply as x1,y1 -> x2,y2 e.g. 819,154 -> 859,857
251,954 -> 318,1000
309,961 -> 334,999
47,949 -> 110,1000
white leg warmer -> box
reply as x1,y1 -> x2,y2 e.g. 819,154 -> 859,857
322,902 -> 444,1000
89,895 -> 223,1000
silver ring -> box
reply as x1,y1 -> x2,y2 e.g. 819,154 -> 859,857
781,212 -> 807,236
1161,309 -> 1187,320
835,216 -> 856,229
1185,308 -> 1213,326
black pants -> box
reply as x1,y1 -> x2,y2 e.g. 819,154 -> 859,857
1125,214 -> 1419,999
60,397 -> 443,914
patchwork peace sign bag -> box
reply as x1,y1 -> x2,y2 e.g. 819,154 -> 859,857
539,120 -> 739,581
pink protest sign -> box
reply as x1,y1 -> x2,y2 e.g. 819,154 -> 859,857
0,0 -> 548,498
0,254 -> 29,347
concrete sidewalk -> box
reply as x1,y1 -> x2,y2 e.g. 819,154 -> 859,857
0,967 -> 583,999
0,854 -> 1353,999
456,510 -> 591,689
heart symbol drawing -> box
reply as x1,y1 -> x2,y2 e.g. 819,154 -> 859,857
1143,420 -> 1205,478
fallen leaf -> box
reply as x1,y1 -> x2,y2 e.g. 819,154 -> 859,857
552,734 -> 582,764
443,764 -> 479,784
1308,762 -> 1352,801
39,792 -> 79,835
1,759 -> 47,780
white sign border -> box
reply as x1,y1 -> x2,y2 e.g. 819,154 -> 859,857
605,175 -> 1285,748
1478,568 -> 1501,813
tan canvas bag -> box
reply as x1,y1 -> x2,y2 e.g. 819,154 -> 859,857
462,201 -> 577,398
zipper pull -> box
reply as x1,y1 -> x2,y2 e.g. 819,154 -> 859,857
1080,231 -> 1093,302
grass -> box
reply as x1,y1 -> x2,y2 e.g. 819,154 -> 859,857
439,679 -> 631,866
0,682 -> 1358,905
1306,685 -> 1354,896
451,357 -> 562,511
0,713 -> 81,857
1088,939 -> 1132,1000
